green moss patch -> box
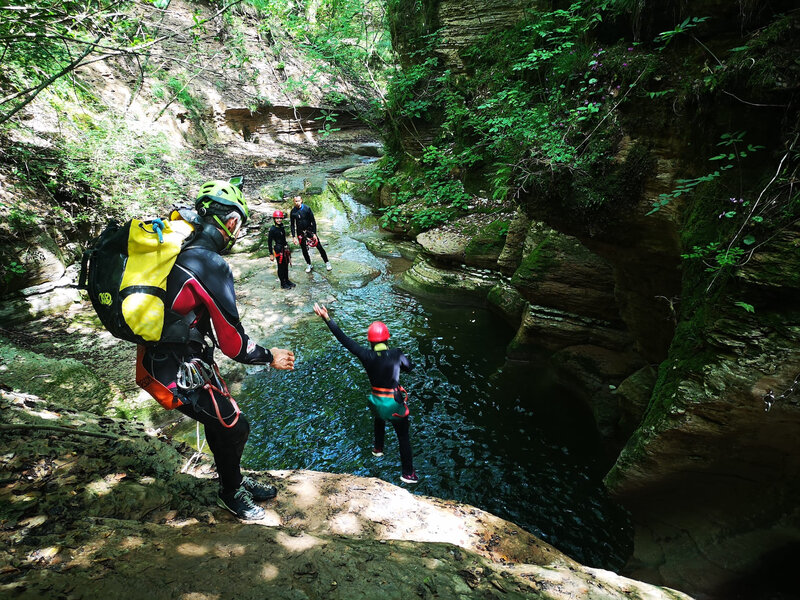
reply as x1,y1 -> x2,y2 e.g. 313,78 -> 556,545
0,337 -> 113,413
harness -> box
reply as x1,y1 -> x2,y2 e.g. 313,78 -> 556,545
369,385 -> 409,421
176,356 -> 241,428
274,248 -> 292,265
136,327 -> 241,428
298,230 -> 319,248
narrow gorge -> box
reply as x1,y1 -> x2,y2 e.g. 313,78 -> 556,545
1,1 -> 798,599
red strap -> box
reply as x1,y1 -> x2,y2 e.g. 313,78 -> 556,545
204,363 -> 240,428
370,385 -> 410,418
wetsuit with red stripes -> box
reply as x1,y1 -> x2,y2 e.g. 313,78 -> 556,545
136,224 -> 272,494
323,318 -> 415,476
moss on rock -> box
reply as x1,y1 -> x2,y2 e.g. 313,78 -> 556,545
0,336 -> 113,413
464,218 -> 509,265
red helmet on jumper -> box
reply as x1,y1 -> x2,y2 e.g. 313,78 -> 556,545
273,210 -> 284,219
367,321 -> 390,343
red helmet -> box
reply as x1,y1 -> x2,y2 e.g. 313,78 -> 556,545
367,321 -> 390,343
273,210 -> 284,219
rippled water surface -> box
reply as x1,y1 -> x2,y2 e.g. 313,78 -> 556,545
240,186 -> 632,569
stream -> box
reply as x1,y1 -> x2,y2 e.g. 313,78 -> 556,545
236,161 -> 632,570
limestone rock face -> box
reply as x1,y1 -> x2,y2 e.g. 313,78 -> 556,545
605,224 -> 800,596
399,258 -> 499,304
416,228 -> 470,263
614,366 -> 658,439
437,0 -> 546,72
511,222 -> 621,322
551,345 -> 646,440
508,303 -> 631,358
496,209 -> 530,274
0,264 -> 80,326
487,281 -> 527,327
4,233 -> 66,295
224,105 -> 363,143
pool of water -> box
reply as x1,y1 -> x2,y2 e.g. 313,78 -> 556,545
240,185 -> 632,569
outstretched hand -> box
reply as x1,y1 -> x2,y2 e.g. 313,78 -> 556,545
269,348 -> 295,370
313,303 -> 330,321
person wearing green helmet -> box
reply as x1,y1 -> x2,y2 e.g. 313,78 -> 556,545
195,179 -> 250,254
136,177 -> 296,521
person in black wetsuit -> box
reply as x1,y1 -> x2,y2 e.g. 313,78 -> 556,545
290,195 -> 331,273
268,209 -> 295,289
136,180 -> 296,521
313,302 -> 418,484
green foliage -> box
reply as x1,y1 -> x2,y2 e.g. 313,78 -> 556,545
654,16 -> 709,48
380,0 -> 656,230
0,0 -> 173,125
677,131 -> 800,288
648,132 -> 763,215
240,0 -> 393,124
5,203 -> 42,231
314,110 -> 341,138
3,116 -> 198,225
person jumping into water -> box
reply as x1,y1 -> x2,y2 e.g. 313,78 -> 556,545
313,303 -> 418,484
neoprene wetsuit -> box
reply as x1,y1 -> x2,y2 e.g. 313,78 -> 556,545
290,203 -> 329,265
323,318 -> 415,477
136,223 -> 273,494
267,223 -> 293,288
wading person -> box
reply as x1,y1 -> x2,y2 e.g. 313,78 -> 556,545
136,180 -> 296,520
313,303 -> 418,484
290,195 -> 332,273
268,209 -> 295,289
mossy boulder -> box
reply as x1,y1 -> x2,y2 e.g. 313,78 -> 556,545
464,218 -> 509,267
511,223 -> 620,322
487,282 -> 527,328
496,210 -> 531,274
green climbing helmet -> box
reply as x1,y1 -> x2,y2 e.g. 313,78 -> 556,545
195,178 -> 249,226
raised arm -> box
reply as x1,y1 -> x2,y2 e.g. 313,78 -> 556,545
400,353 -> 414,373
314,303 -> 369,361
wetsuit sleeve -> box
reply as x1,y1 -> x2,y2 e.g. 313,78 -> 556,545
325,318 -> 370,362
268,227 -> 275,255
173,252 -> 274,365
290,208 -> 297,237
400,353 -> 414,373
308,206 -> 317,233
